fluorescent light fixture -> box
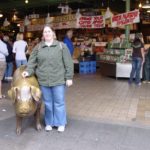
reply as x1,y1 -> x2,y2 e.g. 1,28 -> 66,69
142,0 -> 150,9
147,9 -> 150,12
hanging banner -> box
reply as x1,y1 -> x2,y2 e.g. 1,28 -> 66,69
51,14 -> 76,29
76,15 -> 105,28
52,21 -> 76,29
112,9 -> 140,27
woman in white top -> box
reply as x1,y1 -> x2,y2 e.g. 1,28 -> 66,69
13,33 -> 28,68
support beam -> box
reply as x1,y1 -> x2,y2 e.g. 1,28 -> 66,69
125,0 -> 130,42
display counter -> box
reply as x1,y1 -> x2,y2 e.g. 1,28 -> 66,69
99,61 -> 142,78
116,63 -> 143,78
99,61 -> 116,77
116,63 -> 131,78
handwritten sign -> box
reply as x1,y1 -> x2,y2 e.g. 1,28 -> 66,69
52,21 -> 76,29
112,9 -> 140,27
77,15 -> 105,28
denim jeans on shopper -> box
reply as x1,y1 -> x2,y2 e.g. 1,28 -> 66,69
40,84 -> 66,126
129,57 -> 142,84
5,62 -> 13,78
16,60 -> 27,68
143,56 -> 150,81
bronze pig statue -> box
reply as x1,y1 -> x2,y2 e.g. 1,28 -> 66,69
8,65 -> 42,135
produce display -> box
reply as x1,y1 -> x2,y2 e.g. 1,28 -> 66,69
99,48 -> 132,63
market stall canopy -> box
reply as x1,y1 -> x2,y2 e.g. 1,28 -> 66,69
0,0 -> 147,25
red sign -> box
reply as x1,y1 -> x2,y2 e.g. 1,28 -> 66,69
112,9 -> 140,27
77,15 -> 105,28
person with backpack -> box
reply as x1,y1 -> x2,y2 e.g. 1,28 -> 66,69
22,25 -> 74,132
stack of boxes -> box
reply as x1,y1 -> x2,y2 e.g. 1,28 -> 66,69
79,61 -> 96,74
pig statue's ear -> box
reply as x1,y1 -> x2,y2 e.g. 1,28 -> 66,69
8,87 -> 18,103
30,86 -> 41,102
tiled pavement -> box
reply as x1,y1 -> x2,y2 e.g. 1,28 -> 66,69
66,72 -> 150,126
1,71 -> 150,150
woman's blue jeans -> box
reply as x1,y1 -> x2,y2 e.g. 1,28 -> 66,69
129,57 -> 142,84
16,60 -> 27,68
143,56 -> 150,81
5,62 -> 13,78
40,84 -> 67,126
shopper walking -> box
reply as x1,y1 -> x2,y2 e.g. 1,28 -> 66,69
3,35 -> 14,81
13,33 -> 28,68
0,33 -> 8,98
143,47 -> 150,83
129,33 -> 145,85
22,25 -> 74,132
63,29 -> 74,56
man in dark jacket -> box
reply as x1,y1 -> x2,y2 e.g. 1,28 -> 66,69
3,35 -> 14,81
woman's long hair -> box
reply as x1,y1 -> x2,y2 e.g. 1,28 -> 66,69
132,36 -> 143,49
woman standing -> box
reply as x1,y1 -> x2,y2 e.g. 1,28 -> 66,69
129,33 -> 145,85
13,33 -> 28,68
22,25 -> 74,132
0,33 -> 8,98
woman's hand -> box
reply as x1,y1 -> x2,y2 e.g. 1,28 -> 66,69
22,71 -> 29,78
66,80 -> 73,87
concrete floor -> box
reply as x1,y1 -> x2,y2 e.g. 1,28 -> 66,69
1,72 -> 150,150
66,73 -> 150,126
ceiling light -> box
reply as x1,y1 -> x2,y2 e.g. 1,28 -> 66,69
25,0 -> 29,4
45,13 -> 51,24
12,14 -> 17,21
75,9 -> 81,19
58,3 -> 62,9
0,11 -> 3,18
58,3 -> 71,14
147,9 -> 150,12
139,3 -> 142,8
104,7 -> 113,19
142,0 -> 150,9
0,13 -> 3,18
24,16 -> 30,26
3,18 -> 10,27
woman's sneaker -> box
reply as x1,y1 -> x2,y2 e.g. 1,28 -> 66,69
136,82 -> 141,86
45,125 -> 52,131
57,126 -> 65,132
